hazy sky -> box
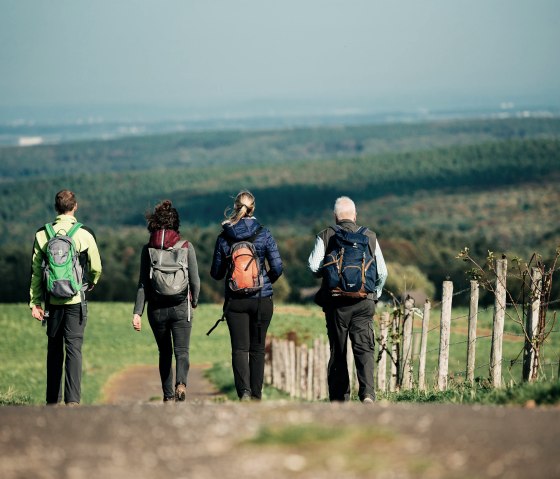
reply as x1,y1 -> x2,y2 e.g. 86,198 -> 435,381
1,0 -> 559,115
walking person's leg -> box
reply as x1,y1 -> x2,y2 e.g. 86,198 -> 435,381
226,299 -> 251,399
325,301 -> 352,401
248,297 -> 273,399
46,333 -> 64,404
170,301 -> 192,401
348,299 -> 376,401
62,304 -> 86,404
148,305 -> 174,400
45,305 -> 65,404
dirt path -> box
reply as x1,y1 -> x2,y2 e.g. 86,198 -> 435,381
1,401 -> 559,479
102,363 -> 224,404
3,362 -> 560,479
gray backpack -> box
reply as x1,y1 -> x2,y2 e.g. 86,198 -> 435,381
148,236 -> 190,317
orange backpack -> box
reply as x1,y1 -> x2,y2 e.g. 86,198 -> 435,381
226,227 -> 264,294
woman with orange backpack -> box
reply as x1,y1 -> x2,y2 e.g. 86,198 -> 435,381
210,190 -> 283,401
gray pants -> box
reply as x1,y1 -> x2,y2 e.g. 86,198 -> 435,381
46,303 -> 86,404
324,298 -> 376,401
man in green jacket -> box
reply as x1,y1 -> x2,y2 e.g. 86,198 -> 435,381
30,190 -> 102,406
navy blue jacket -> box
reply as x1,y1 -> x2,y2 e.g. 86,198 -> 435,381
210,218 -> 283,298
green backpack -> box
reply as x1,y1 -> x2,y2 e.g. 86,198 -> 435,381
43,222 -> 84,299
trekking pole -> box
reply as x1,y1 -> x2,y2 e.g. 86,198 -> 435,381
206,299 -> 230,336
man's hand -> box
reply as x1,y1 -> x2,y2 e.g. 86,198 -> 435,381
132,314 -> 142,331
31,305 -> 45,322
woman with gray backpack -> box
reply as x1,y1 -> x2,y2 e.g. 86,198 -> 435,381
210,190 -> 283,401
132,200 -> 200,402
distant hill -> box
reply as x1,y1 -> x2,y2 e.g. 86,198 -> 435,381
1,117 -> 558,304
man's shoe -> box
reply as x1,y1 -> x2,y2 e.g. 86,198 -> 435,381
175,384 -> 187,402
362,395 -> 375,405
163,396 -> 175,404
66,401 -> 80,407
240,393 -> 251,402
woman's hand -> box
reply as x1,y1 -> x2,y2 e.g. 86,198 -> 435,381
132,314 -> 142,331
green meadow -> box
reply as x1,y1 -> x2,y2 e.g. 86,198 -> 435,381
1,302 -> 557,405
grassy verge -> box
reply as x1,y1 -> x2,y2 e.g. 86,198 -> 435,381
1,302 -> 557,405
382,380 -> 560,406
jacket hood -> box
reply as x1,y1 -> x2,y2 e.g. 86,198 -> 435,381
149,229 -> 181,249
222,218 -> 261,241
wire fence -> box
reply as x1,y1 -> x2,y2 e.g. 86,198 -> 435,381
264,259 -> 559,398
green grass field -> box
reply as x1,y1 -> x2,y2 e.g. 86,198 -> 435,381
1,302 -> 558,405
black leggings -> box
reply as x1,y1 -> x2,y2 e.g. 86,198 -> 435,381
225,297 -> 273,399
148,300 -> 192,399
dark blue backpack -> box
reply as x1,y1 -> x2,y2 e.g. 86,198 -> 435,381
323,226 -> 377,298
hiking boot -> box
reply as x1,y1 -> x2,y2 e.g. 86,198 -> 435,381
163,396 -> 175,404
66,401 -> 80,407
240,393 -> 251,402
175,384 -> 187,402
362,394 -> 375,405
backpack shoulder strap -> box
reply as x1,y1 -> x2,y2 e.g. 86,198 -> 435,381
67,222 -> 83,238
357,226 -> 368,235
45,223 -> 56,240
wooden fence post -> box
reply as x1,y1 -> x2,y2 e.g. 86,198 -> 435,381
401,296 -> 415,390
523,267 -> 542,382
288,340 -> 296,397
377,312 -> 389,393
299,344 -> 308,398
307,345 -> 314,401
490,258 -> 507,388
418,300 -> 431,391
466,280 -> 479,384
271,338 -> 278,388
320,338 -> 329,400
390,310 -> 400,392
437,280 -> 453,391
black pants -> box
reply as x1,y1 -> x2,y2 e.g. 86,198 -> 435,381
324,298 -> 376,401
226,297 -> 273,399
46,303 -> 86,404
148,300 -> 192,399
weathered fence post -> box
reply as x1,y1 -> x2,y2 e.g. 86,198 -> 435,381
401,296 -> 415,390
377,312 -> 389,393
299,344 -> 308,398
466,280 -> 479,384
418,300 -> 431,391
437,280 -> 453,391
390,310 -> 400,392
320,338 -> 329,399
523,267 -> 542,382
490,258 -> 507,388
288,340 -> 296,397
306,345 -> 314,401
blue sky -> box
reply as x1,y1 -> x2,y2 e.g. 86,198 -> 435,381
1,0 -> 559,118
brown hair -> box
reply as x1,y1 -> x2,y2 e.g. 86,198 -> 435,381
224,190 -> 255,225
146,200 -> 180,232
54,190 -> 77,214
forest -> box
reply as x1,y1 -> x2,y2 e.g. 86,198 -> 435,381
1,117 -> 559,305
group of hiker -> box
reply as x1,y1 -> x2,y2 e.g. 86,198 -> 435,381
29,189 -> 387,406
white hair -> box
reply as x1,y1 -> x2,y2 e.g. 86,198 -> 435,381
333,196 -> 356,220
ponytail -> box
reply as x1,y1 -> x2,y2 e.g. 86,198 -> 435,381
224,190 -> 255,225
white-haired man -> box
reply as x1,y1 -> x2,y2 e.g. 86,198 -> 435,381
308,196 -> 387,403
